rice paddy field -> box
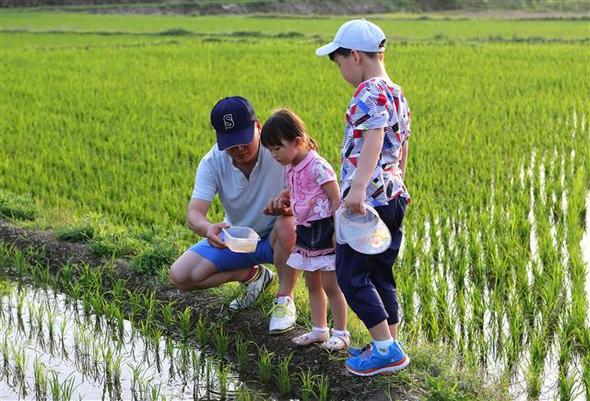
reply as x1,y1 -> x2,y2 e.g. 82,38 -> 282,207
1,8 -> 589,401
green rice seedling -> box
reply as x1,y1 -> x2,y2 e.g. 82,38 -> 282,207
276,353 -> 292,396
13,344 -> 27,390
1,333 -> 9,372
235,384 -> 254,401
205,357 -> 212,397
128,362 -> 147,398
127,292 -> 143,322
30,262 -> 49,283
58,264 -> 74,284
33,357 -> 47,400
558,367 -> 575,401
299,368 -> 316,401
16,290 -> 25,325
142,293 -> 157,322
26,302 -> 36,338
212,326 -> 229,358
195,316 -> 208,349
148,383 -> 162,401
107,279 -> 127,302
257,346 -> 273,384
61,373 -> 77,401
46,307 -> 55,341
526,326 -> 546,398
178,306 -> 192,339
316,373 -> 329,401
159,302 -> 176,328
69,281 -> 83,301
59,314 -> 68,342
177,343 -> 191,379
234,336 -> 248,372
217,363 -> 230,399
111,353 -> 123,395
49,372 -> 62,401
190,349 -> 200,377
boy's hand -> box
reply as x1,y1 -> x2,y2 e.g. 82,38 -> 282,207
343,185 -> 366,215
206,222 -> 229,248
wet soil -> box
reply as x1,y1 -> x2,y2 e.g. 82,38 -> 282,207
0,219 -> 413,401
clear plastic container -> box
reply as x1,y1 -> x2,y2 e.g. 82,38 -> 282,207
335,205 -> 391,254
222,226 -> 260,253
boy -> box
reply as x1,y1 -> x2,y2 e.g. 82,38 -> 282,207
316,19 -> 412,376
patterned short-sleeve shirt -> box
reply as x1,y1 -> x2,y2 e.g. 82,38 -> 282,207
285,150 -> 338,226
341,77 -> 412,206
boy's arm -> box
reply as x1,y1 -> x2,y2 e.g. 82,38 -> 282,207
344,128 -> 384,214
399,140 -> 409,179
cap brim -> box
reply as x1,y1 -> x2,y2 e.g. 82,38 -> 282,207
217,124 -> 254,151
315,41 -> 339,57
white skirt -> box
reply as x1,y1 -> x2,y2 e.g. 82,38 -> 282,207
287,252 -> 335,272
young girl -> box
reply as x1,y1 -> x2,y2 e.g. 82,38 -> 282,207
261,108 -> 350,351
316,19 -> 412,375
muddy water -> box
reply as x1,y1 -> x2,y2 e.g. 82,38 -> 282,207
0,280 -> 252,401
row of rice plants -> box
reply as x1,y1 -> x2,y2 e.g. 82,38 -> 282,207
0,243 -> 333,400
395,111 -> 589,400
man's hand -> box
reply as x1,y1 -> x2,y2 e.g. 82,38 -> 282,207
206,222 -> 230,248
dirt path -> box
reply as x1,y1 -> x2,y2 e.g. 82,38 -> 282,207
0,219 -> 411,400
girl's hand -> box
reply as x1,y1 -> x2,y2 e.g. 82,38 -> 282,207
263,196 -> 291,216
206,222 -> 229,248
343,185 -> 366,215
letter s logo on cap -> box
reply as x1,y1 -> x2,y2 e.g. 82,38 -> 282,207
223,114 -> 234,130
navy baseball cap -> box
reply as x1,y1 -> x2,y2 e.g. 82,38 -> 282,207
210,96 -> 257,151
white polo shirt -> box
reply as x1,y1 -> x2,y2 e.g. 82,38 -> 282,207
192,144 -> 285,237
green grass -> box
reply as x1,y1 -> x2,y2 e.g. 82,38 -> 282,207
1,10 -> 589,401
2,10 -> 590,41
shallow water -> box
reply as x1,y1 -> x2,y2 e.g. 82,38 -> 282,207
0,280 -> 248,401
582,191 -> 590,328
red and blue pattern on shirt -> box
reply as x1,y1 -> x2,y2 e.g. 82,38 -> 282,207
340,77 -> 411,206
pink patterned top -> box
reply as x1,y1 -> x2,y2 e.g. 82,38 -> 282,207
285,150 -> 337,227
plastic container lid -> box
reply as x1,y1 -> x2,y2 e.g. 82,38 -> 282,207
222,226 -> 260,253
335,204 -> 391,254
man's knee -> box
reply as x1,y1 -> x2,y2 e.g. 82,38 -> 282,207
272,215 -> 296,251
169,261 -> 190,290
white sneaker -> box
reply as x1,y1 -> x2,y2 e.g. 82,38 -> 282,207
229,265 -> 275,311
268,296 -> 296,335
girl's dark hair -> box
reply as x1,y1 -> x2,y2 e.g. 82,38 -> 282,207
328,39 -> 387,61
261,108 -> 318,151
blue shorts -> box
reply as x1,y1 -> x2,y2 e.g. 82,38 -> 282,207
189,234 -> 274,272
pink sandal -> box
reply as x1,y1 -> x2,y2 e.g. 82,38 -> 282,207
292,328 -> 330,346
321,329 -> 350,351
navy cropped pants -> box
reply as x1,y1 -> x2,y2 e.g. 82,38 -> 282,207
335,196 -> 407,329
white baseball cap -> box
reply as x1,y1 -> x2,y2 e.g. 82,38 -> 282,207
316,19 -> 386,57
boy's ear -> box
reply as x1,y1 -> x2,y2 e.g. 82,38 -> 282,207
351,49 -> 361,64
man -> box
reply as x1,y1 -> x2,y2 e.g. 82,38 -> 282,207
169,96 -> 298,334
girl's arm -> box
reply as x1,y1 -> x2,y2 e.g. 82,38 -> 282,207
321,180 -> 341,214
344,128 -> 384,214
399,140 -> 409,179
